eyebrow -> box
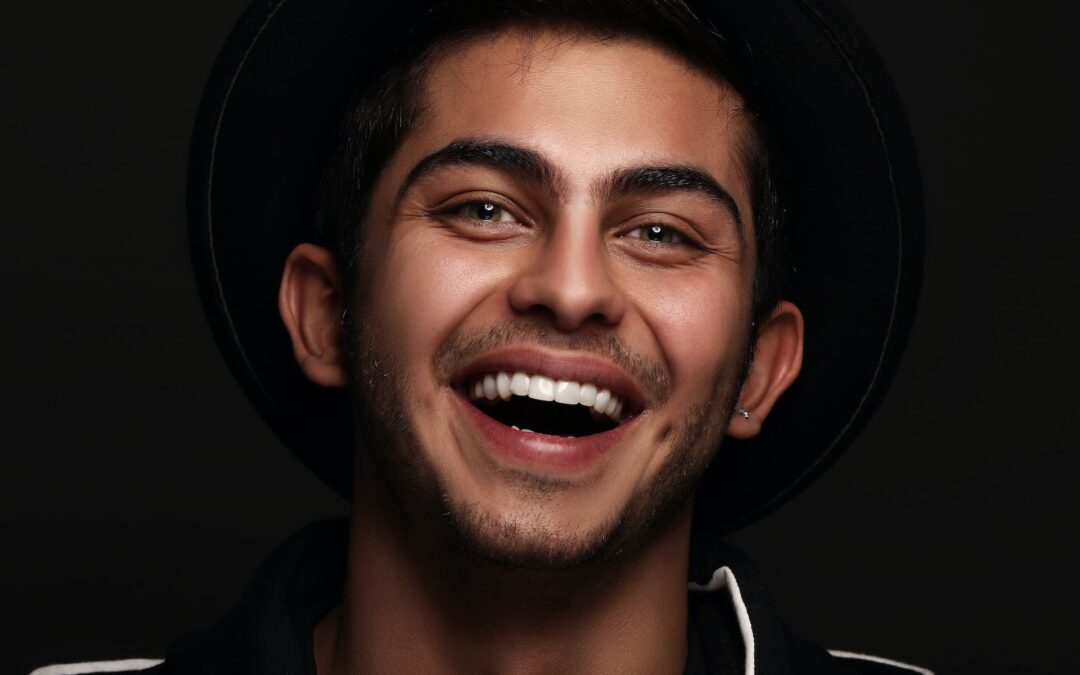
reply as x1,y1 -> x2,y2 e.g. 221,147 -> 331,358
398,138 -> 744,244
599,165 -> 745,244
397,138 -> 564,202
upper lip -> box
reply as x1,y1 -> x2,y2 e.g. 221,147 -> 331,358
450,347 -> 648,414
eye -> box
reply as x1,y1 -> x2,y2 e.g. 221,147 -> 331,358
459,200 -> 518,223
625,224 -> 686,245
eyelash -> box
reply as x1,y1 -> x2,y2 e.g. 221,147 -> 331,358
436,199 -> 702,250
623,223 -> 689,246
469,201 -> 517,222
437,199 -> 523,226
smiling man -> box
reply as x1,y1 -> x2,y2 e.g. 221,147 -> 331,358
33,1 -> 926,674
280,34 -> 805,672
284,32 -> 802,579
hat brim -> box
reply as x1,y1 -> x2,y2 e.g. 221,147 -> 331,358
188,0 -> 923,532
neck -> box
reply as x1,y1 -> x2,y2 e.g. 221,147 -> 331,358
315,475 -> 693,675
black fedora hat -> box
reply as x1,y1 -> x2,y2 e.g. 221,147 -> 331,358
188,0 -> 923,533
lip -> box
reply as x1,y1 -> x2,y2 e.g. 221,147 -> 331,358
453,388 -> 638,473
450,346 -> 648,412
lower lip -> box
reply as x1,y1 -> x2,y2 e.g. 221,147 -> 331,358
454,391 -> 635,473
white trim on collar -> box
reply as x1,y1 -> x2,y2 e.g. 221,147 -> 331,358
688,566 -> 755,675
29,659 -> 163,675
828,650 -> 934,674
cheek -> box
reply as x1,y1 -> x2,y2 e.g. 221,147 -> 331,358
368,233 -> 510,377
634,273 -> 749,396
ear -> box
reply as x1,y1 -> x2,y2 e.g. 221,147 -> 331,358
726,300 -> 804,439
278,243 -> 348,388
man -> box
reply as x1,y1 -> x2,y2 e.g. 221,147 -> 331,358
35,0 -> 925,673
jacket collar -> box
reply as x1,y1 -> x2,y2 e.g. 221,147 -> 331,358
689,533 -> 794,675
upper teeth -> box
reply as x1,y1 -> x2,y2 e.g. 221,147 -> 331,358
468,371 -> 626,420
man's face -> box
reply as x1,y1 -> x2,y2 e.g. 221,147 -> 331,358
350,31 -> 757,567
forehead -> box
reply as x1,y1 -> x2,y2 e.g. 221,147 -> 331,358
407,29 -> 753,205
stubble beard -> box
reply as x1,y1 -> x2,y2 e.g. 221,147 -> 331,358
347,312 -> 745,572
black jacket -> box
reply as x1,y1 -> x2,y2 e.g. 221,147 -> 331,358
33,520 -> 931,675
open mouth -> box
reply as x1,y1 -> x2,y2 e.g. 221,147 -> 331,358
459,371 -> 637,438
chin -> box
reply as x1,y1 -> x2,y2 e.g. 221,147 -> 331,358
439,495 -> 628,570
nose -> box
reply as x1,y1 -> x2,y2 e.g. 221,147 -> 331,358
507,219 -> 626,331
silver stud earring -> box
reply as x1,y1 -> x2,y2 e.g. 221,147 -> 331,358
735,407 -> 751,420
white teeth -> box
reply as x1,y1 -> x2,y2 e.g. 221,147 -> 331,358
510,371 -> 530,396
554,380 -> 581,405
467,371 -> 627,421
496,372 -> 512,400
604,395 -> 618,416
579,383 -> 597,406
593,388 -> 611,414
528,375 -> 555,402
483,374 -> 498,400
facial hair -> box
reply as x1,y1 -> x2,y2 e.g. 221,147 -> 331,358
347,312 -> 745,571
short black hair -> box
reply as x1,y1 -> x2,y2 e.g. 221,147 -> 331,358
315,0 -> 785,327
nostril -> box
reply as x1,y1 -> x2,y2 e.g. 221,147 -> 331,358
508,276 -> 625,331
515,303 -> 616,333
522,303 -> 560,323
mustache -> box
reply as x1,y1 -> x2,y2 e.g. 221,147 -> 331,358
432,319 -> 672,405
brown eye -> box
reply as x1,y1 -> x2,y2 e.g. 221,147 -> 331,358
626,224 -> 685,245
462,201 -> 516,223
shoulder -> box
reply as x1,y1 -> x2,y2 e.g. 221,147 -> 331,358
825,650 -> 934,675
686,541 -> 933,675
783,635 -> 934,675
785,630 -> 933,675
29,659 -> 164,675
782,632 -> 933,675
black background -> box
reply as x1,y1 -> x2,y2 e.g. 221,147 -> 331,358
3,1 -> 1078,673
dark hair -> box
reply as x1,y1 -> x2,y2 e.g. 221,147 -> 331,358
315,0 -> 785,327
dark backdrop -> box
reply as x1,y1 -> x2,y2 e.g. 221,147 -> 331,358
3,1 -> 1077,673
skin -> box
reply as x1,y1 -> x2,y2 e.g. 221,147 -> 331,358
279,30 -> 803,675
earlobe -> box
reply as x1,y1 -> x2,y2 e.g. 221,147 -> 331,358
278,243 -> 349,388
726,301 -> 804,439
